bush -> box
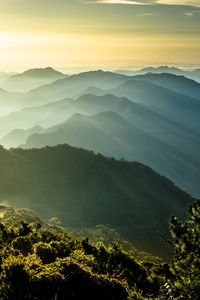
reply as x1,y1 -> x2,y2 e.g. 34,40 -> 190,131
35,242 -> 56,264
0,255 -> 30,299
12,236 -> 33,256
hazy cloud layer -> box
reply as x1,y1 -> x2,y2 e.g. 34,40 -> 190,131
0,0 -> 199,69
91,0 -> 200,7
158,0 -> 200,7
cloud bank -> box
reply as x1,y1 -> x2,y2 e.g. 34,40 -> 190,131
90,0 -> 200,7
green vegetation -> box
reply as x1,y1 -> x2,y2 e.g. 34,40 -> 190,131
167,199 -> 200,298
0,144 -> 193,259
0,200 -> 200,299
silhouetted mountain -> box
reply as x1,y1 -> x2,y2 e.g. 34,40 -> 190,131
0,98 -> 73,138
0,144 -> 193,258
9,70 -> 124,109
19,67 -> 64,78
0,88 -> 23,115
22,110 -> 200,196
0,71 -> 18,85
0,92 -> 185,138
139,66 -> 184,74
134,73 -> 200,100
18,70 -> 200,109
116,66 -> 184,76
27,70 -> 127,99
3,67 -> 67,92
1,90 -> 200,195
0,125 -> 44,148
1,71 -> 200,197
24,112 -> 127,156
105,79 -> 200,128
115,66 -> 200,83
76,86 -> 106,97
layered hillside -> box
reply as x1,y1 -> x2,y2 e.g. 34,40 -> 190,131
2,67 -> 67,92
0,71 -> 200,197
0,144 -> 193,258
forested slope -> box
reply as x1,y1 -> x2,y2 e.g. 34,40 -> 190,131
0,144 -> 193,258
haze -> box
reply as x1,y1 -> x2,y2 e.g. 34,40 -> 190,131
0,0 -> 200,71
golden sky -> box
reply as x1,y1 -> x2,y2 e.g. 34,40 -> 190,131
0,0 -> 200,71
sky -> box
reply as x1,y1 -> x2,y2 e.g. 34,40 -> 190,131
0,0 -> 200,71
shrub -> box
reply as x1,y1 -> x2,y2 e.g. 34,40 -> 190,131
0,255 -> 30,299
12,236 -> 33,256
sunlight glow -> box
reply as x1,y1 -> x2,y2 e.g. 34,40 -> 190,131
93,0 -> 200,6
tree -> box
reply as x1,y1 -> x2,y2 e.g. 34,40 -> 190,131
167,199 -> 200,299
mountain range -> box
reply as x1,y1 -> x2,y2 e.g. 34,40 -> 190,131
0,70 -> 199,196
1,67 -> 67,92
0,144 -> 193,259
115,66 -> 200,83
0,66 -> 199,259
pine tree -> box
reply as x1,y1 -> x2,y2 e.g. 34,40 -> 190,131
168,199 -> 200,299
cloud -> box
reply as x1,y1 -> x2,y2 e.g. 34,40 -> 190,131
90,0 -> 155,4
86,0 -> 200,7
137,12 -> 156,15
183,12 -> 193,15
157,0 -> 200,7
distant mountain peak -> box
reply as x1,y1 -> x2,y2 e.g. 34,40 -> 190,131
21,67 -> 65,77
77,69 -> 116,77
142,72 -> 186,79
141,66 -> 182,72
3,67 -> 67,92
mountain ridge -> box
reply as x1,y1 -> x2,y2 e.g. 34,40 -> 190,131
3,67 -> 67,92
0,143 -> 193,258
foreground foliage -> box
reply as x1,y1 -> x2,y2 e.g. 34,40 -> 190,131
0,200 -> 199,299
0,144 -> 193,260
